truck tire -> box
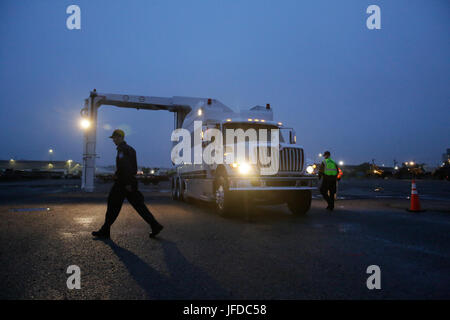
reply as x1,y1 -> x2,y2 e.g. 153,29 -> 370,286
214,173 -> 232,216
172,177 -> 179,201
179,178 -> 185,201
287,190 -> 312,215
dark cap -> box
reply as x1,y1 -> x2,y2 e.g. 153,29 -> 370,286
109,129 -> 125,139
323,151 -> 331,156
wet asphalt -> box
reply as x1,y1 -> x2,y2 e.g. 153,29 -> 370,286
0,179 -> 449,299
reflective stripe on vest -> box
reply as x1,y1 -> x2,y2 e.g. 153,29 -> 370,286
323,158 -> 338,176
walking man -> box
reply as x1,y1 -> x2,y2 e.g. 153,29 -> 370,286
318,151 -> 340,211
92,129 -> 163,239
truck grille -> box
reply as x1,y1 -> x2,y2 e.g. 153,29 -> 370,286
255,146 -> 304,173
279,147 -> 303,172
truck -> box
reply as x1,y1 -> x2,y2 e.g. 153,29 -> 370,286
170,100 -> 318,216
80,90 -> 317,215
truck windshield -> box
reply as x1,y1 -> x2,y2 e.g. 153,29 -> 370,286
222,123 -> 285,143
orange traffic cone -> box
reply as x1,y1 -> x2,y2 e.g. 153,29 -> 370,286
407,179 -> 425,212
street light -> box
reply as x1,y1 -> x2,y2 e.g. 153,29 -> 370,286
80,118 -> 91,129
49,149 -> 53,162
67,160 -> 72,173
409,161 -> 414,166
339,161 -> 344,166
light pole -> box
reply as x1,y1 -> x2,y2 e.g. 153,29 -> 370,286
317,153 -> 322,163
67,159 -> 72,174
49,149 -> 53,162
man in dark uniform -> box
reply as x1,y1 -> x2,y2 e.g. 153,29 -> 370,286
92,129 -> 164,239
318,151 -> 340,211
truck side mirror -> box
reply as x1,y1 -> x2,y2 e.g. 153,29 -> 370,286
289,130 -> 296,144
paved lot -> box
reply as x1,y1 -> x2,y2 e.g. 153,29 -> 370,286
0,179 -> 449,299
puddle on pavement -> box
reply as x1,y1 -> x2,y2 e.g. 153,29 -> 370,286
9,207 -> 50,212
59,232 -> 75,238
59,231 -> 91,238
73,217 -> 94,226
338,223 -> 355,233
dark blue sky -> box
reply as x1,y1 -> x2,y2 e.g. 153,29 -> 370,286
0,0 -> 448,167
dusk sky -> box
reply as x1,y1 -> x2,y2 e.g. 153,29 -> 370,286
0,0 -> 448,168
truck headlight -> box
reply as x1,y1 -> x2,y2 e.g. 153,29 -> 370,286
306,165 -> 314,174
238,163 -> 251,175
231,162 -> 253,175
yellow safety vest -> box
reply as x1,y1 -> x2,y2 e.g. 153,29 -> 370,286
323,158 -> 338,176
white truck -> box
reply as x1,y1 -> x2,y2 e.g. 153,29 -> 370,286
171,98 -> 318,216
80,90 -> 317,215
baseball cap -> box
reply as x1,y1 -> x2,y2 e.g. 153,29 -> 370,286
109,129 -> 125,139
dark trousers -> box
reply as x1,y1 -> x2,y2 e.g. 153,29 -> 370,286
320,175 -> 337,208
102,182 -> 160,231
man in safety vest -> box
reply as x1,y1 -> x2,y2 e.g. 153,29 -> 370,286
318,151 -> 340,211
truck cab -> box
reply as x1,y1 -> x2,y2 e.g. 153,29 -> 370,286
172,99 -> 318,216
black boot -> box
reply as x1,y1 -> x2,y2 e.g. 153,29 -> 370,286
92,227 -> 110,239
149,224 -> 164,238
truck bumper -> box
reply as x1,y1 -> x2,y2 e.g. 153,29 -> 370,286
228,176 -> 318,191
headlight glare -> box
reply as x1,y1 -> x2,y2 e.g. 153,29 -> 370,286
238,163 -> 251,175
230,162 -> 253,175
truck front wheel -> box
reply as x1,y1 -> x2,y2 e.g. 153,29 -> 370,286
214,174 -> 232,216
179,178 -> 185,201
287,190 -> 312,215
172,177 -> 179,201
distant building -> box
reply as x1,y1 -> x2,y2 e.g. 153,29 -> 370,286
0,160 -> 81,173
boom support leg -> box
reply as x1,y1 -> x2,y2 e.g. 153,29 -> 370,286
81,96 -> 99,192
